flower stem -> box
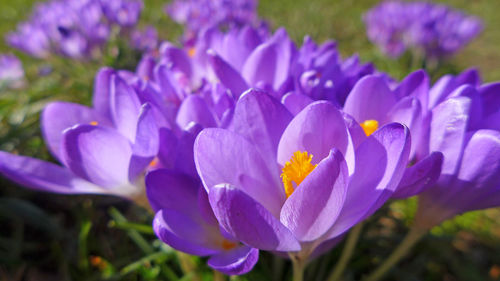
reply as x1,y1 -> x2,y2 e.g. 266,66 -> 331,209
326,222 -> 364,281
363,225 -> 427,281
273,255 -> 285,281
213,269 -> 226,281
177,252 -> 202,281
289,253 -> 306,281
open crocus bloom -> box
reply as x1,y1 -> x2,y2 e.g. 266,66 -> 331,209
147,169 -> 259,275
194,89 -> 411,257
0,68 -> 159,201
342,71 -> 444,199
415,83 -> 500,228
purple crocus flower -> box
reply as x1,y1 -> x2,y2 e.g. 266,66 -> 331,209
130,26 -> 158,52
0,54 -> 25,89
145,124 -> 259,275
341,70 -> 444,199
284,36 -> 375,108
194,89 -> 411,258
0,68 -> 160,203
6,0 -> 145,59
6,23 -> 51,58
166,0 -> 258,42
207,26 -> 375,105
147,169 -> 259,275
125,42 -> 237,132
100,0 -> 142,27
412,72 -> 500,228
364,1 -> 482,59
207,27 -> 297,97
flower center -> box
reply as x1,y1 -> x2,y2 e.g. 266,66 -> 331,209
90,121 -> 98,126
148,157 -> 159,168
188,47 -> 196,58
280,151 -> 317,198
360,119 -> 378,136
221,239 -> 237,250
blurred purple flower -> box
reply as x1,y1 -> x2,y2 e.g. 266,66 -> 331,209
6,23 -> 51,58
100,0 -> 142,27
6,0 -> 145,59
131,26 -> 158,52
194,89 -> 411,257
0,54 -> 25,89
166,0 -> 258,42
364,1 -> 482,59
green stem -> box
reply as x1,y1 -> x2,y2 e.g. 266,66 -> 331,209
289,253 -> 306,281
326,222 -> 364,281
213,269 -> 226,281
177,252 -> 202,281
273,255 -> 285,281
363,225 -> 427,281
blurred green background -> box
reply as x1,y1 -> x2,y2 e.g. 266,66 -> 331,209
1,0 -> 500,280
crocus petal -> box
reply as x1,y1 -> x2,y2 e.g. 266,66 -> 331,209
162,46 -> 192,78
92,67 -> 114,121
430,96 -> 471,176
277,101 -> 350,166
208,246 -> 259,275
208,184 -> 301,251
208,51 -> 249,98
0,151 -> 104,194
327,123 -> 410,239
153,210 -> 220,256
392,152 -> 443,199
342,112 -> 366,150
195,128 -> 284,215
241,42 -> 277,89
41,102 -> 108,160
146,169 -> 203,217
448,85 -> 483,130
280,149 -> 348,241
479,82 -> 500,118
176,95 -> 217,129
387,96 -> 422,158
418,130 -> 500,226
242,28 -> 294,91
110,74 -> 142,141
174,126 -> 203,177
343,75 -> 396,123
129,104 -> 160,181
455,130 -> 500,211
136,55 -> 156,80
479,82 -> 500,131
221,26 -> 262,71
428,68 -> 480,109
394,69 -> 429,102
61,124 -> 132,188
281,92 -> 314,115
154,64 -> 183,106
228,89 -> 292,162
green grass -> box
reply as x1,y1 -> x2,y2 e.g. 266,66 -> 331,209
1,0 -> 500,280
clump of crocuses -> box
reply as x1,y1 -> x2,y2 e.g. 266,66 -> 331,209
364,1 -> 482,60
166,0 -> 260,44
6,0 -> 152,59
2,0 -> 500,280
